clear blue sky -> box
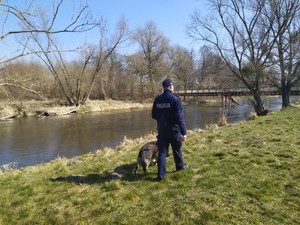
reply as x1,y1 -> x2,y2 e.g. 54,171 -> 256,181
87,0 -> 209,47
1,0 -> 210,58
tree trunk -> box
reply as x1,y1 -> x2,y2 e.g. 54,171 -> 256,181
282,91 -> 290,108
139,76 -> 145,99
281,82 -> 292,108
99,79 -> 107,100
252,92 -> 268,116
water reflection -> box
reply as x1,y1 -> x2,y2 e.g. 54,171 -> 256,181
0,110 -> 157,167
0,97 -> 297,167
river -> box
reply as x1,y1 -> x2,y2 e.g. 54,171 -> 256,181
0,97 -> 296,168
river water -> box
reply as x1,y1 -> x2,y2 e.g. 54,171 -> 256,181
0,97 -> 296,168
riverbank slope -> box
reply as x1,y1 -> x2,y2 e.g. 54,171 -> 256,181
0,107 -> 299,224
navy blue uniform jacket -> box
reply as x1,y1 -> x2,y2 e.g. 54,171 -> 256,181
152,89 -> 187,136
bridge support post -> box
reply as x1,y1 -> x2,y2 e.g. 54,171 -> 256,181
218,93 -> 227,126
219,93 -> 239,126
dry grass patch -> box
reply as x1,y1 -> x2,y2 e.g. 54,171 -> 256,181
0,99 -> 152,118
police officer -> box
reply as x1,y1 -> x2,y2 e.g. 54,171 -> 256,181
152,78 -> 188,181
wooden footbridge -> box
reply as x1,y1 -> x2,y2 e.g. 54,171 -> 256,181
176,87 -> 300,98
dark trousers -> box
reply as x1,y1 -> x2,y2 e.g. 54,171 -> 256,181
157,132 -> 184,180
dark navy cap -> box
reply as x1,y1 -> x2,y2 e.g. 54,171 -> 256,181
162,79 -> 173,87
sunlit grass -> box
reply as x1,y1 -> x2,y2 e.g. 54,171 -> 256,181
0,107 -> 299,224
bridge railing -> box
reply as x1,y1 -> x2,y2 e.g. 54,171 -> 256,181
178,86 -> 300,93
176,86 -> 300,96
176,87 -> 278,93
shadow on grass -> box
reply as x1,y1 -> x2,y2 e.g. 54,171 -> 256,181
50,163 -> 157,184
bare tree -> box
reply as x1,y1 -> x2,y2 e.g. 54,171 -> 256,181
188,0 -> 280,116
167,46 -> 195,92
0,0 -> 99,102
0,0 -> 98,63
26,7 -> 129,106
79,18 -> 129,104
267,0 -> 300,108
132,21 -> 169,96
0,61 -> 50,101
92,51 -> 127,100
126,53 -> 149,99
198,45 -> 237,89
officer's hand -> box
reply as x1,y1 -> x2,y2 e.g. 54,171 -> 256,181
182,135 -> 187,141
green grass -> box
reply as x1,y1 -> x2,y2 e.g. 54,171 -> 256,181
0,107 -> 300,224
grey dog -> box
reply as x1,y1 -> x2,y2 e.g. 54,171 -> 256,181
133,141 -> 158,174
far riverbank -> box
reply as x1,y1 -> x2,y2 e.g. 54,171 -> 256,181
0,99 -> 153,119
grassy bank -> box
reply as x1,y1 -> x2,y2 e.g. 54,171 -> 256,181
0,107 -> 299,224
